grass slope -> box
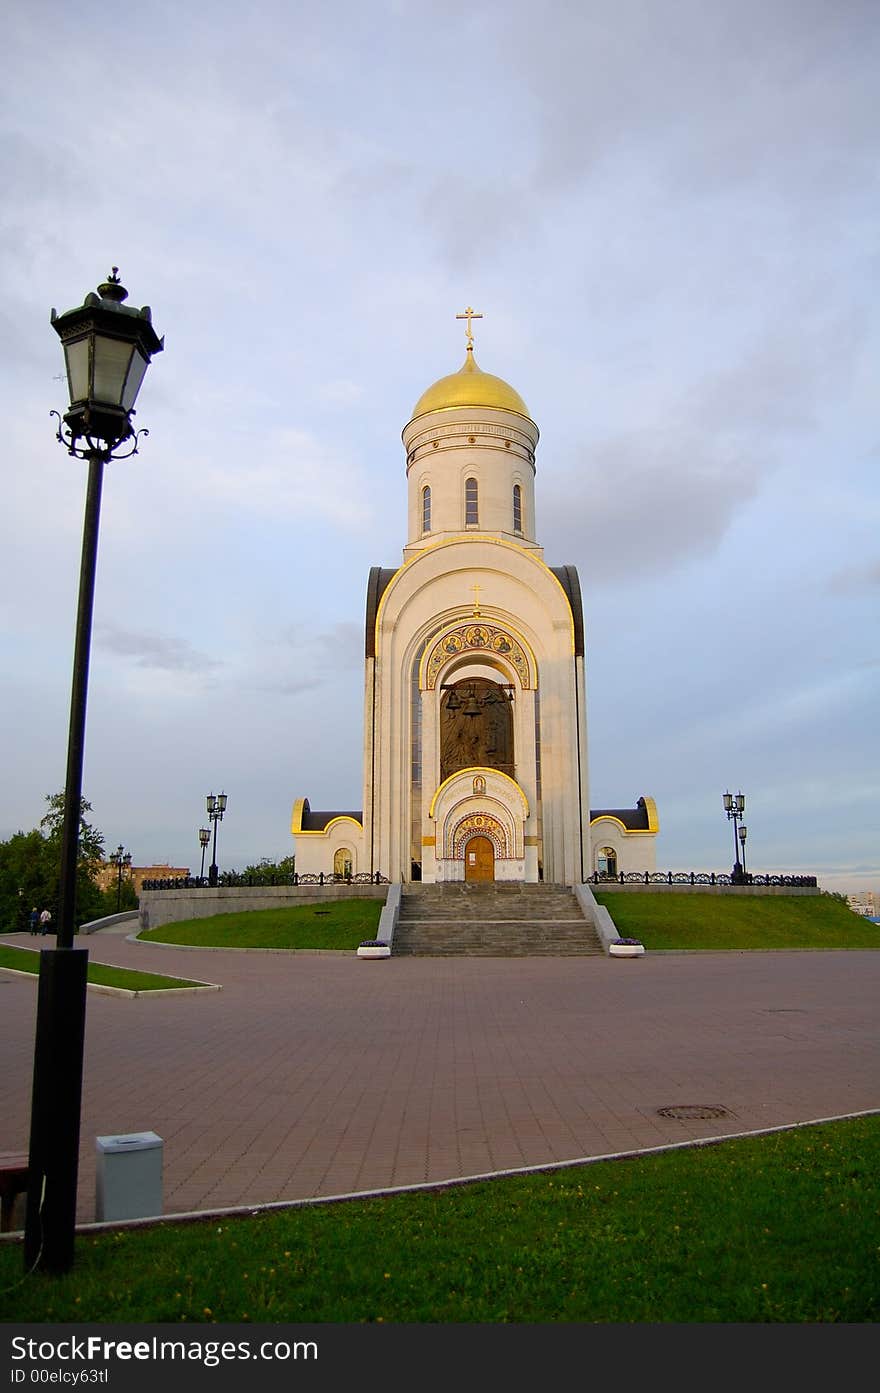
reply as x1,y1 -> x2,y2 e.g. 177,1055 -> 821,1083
138,899 -> 382,950
1,1116 -> 876,1323
0,944 -> 207,992
593,892 -> 879,950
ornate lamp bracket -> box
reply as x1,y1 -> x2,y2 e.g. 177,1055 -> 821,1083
50,409 -> 149,462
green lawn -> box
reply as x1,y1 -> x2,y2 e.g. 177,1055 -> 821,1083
0,944 -> 210,992
1,1116 -> 876,1323
138,899 -> 382,950
594,891 -> 879,950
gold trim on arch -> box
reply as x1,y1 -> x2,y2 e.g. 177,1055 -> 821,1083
291,799 -> 364,838
589,815 -> 655,837
428,767 -> 529,821
372,537 -> 577,656
420,619 -> 535,691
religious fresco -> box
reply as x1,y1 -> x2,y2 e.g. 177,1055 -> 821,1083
440,678 -> 514,780
424,622 -> 532,691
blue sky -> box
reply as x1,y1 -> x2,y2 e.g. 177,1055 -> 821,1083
1,0 -> 877,893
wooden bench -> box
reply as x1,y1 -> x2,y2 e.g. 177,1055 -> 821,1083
0,1152 -> 29,1232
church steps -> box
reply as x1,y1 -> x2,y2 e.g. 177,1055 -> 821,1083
393,885 -> 604,956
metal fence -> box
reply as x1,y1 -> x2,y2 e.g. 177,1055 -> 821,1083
140,871 -> 390,891
588,871 -> 818,888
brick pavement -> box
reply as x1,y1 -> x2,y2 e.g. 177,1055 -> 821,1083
1,932 -> 878,1226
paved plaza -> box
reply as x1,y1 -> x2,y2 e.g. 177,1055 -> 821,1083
1,932 -> 878,1226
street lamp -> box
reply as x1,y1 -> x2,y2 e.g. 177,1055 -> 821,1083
109,844 -> 132,912
738,823 -> 748,877
206,792 -> 228,886
722,790 -> 747,884
25,270 -> 163,1274
198,827 -> 211,881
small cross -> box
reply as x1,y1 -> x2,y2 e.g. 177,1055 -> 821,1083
456,305 -> 483,349
471,583 -> 482,615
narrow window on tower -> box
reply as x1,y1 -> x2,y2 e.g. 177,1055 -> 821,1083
465,477 -> 479,526
513,483 -> 522,534
422,484 -> 431,533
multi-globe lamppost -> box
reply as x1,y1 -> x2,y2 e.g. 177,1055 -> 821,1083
206,793 -> 228,886
723,790 -> 747,884
109,844 -> 132,911
25,270 -> 163,1274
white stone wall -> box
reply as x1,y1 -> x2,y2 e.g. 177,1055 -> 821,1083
293,820 -> 366,878
590,817 -> 657,876
403,407 -> 540,552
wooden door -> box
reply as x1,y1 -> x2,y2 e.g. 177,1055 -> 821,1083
465,836 -> 495,882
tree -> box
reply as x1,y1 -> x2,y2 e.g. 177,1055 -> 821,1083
0,793 -> 105,931
0,829 -> 53,933
240,856 -> 297,885
40,793 -> 105,867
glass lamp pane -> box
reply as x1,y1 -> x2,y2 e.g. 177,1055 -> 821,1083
93,335 -> 135,406
64,338 -> 90,404
121,348 -> 148,412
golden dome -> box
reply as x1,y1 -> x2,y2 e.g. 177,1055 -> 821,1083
411,349 -> 530,419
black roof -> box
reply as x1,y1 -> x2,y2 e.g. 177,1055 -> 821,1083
590,803 -> 651,831
300,808 -> 363,832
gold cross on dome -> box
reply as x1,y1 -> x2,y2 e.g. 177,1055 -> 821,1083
456,305 -> 483,348
471,583 -> 482,615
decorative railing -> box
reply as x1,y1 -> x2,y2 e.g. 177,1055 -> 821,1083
140,871 -> 390,891
588,871 -> 818,888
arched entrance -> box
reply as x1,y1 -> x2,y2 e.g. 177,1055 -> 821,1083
465,835 -> 495,882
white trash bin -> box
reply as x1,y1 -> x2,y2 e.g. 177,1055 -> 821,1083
95,1132 -> 163,1222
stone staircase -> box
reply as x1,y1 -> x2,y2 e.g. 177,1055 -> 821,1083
392,883 -> 604,956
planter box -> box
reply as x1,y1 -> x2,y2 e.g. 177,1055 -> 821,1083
357,944 -> 391,959
609,943 -> 645,958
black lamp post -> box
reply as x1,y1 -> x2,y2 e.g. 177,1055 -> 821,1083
109,844 -> 132,911
198,827 -> 211,881
723,790 -> 747,884
206,793 -> 228,886
738,823 -> 748,877
25,270 -> 163,1274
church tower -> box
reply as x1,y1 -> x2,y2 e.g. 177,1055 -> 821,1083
293,313 -> 595,884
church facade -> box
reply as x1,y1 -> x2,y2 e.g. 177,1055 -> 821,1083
292,320 -> 657,885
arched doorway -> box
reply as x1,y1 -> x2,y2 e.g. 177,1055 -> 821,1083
465,835 -> 495,882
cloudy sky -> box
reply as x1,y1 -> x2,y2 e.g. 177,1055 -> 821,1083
1,0 -> 877,894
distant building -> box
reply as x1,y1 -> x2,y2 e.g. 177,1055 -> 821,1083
847,891 -> 877,918
95,862 -> 190,897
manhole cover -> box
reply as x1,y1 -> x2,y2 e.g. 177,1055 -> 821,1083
657,1105 -> 735,1121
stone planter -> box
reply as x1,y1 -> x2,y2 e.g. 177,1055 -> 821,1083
609,941 -> 645,958
357,942 -> 391,959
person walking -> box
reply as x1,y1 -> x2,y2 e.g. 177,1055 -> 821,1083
29,907 -> 39,935
39,908 -> 52,936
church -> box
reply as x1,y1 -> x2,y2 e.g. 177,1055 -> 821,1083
292,313 -> 658,885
